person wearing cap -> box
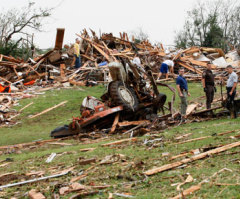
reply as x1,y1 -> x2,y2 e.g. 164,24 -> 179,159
157,59 -> 174,80
202,63 -> 216,109
226,65 -> 238,103
73,38 -> 81,68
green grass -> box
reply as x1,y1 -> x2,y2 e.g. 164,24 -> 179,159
0,83 -> 239,198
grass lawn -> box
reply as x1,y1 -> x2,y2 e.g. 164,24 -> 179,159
0,83 -> 240,198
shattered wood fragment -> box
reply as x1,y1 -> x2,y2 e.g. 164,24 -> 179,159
70,174 -> 87,183
186,103 -> 199,116
48,142 -> 72,146
29,101 -> 67,119
110,113 -> 120,134
144,141 -> 240,176
79,158 -> 96,165
118,120 -> 150,127
69,191 -> 98,199
28,189 -> 46,199
176,136 -> 211,145
101,138 -> 138,147
19,102 -> 33,112
171,185 -> 201,199
79,148 -> 96,152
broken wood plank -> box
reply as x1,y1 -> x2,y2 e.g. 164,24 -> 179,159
186,103 -> 198,116
29,101 -> 67,119
19,102 -> 34,112
118,120 -> 150,127
79,158 -> 96,165
80,148 -> 96,152
110,113 -> 120,134
70,174 -> 87,183
48,142 -> 72,146
144,141 -> 240,176
176,136 -> 211,145
101,138 -> 138,147
29,189 -> 46,199
171,185 -> 201,199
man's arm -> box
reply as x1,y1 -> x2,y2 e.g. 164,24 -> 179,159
176,85 -> 183,97
202,78 -> 205,88
230,82 -> 237,95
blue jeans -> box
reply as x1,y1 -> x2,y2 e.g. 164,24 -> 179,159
74,55 -> 81,68
160,63 -> 168,73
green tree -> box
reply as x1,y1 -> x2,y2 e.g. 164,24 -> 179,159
0,2 -> 52,57
175,0 -> 240,51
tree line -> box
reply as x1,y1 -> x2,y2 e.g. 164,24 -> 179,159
174,0 -> 240,52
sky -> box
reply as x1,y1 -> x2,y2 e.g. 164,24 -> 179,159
0,0 -> 196,49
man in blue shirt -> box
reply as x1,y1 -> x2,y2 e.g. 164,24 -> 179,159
176,68 -> 190,118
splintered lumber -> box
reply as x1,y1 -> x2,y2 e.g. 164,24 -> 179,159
110,113 -> 120,134
186,103 -> 198,116
118,120 -> 150,127
0,76 -> 12,84
171,185 -> 201,199
19,102 -> 34,112
0,138 -> 64,150
29,101 -> 67,119
101,138 -> 137,147
178,61 -> 202,75
29,189 -> 46,199
176,136 -> 211,145
144,141 -> 240,176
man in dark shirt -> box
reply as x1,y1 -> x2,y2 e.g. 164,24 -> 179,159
202,63 -> 216,109
176,68 -> 190,118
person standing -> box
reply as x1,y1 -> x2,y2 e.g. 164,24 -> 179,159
202,63 -> 216,109
74,38 -> 81,68
176,68 -> 190,118
226,65 -> 238,103
157,59 -> 174,80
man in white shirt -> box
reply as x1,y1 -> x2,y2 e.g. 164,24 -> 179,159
226,65 -> 238,103
157,59 -> 174,80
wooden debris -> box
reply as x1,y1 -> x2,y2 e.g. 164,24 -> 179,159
144,141 -> 240,176
28,189 -> 46,199
118,120 -> 150,127
110,113 -> 120,133
171,185 -> 201,199
101,138 -> 138,147
29,101 -> 67,119
186,103 -> 199,116
70,174 -> 87,183
78,158 -> 96,165
79,148 -> 96,152
176,136 -> 211,145
19,102 -> 34,112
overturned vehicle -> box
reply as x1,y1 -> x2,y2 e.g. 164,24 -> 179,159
51,59 -> 167,138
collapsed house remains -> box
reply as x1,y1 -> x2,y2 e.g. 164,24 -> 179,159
1,28 -> 240,130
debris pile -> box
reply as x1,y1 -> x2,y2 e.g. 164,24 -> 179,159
173,47 -> 240,80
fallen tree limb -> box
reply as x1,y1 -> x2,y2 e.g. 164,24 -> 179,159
144,141 -> 240,176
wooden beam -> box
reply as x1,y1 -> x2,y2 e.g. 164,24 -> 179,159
144,141 -> 240,176
110,113 -> 120,134
29,101 -> 67,119
101,138 -> 137,147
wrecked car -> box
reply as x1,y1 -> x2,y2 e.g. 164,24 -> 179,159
51,59 -> 167,138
